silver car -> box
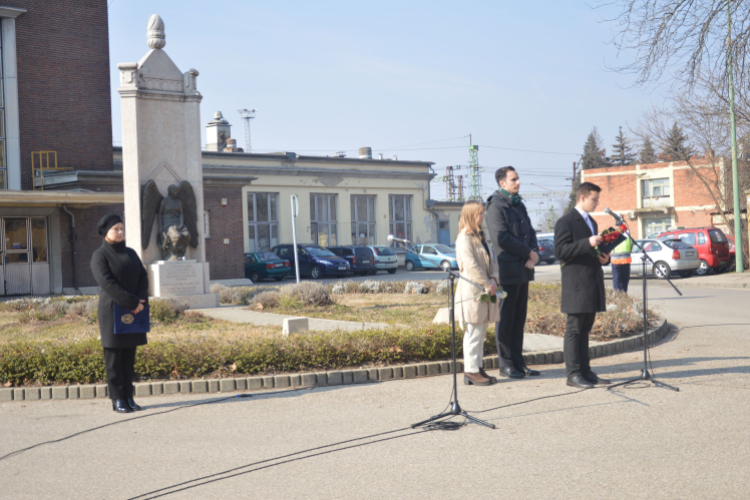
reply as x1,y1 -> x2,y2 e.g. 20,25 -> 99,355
367,245 -> 398,274
604,238 -> 700,279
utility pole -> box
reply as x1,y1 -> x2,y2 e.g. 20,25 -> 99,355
727,2 -> 745,272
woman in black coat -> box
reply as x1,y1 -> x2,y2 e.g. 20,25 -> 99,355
90,214 -> 149,413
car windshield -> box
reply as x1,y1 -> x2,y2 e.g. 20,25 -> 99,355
539,239 -> 554,249
709,229 -> 725,243
306,246 -> 336,257
374,246 -> 394,255
432,244 -> 454,254
661,240 -> 689,249
257,252 -> 281,260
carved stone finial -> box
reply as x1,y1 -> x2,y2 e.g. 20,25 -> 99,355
147,14 -> 166,49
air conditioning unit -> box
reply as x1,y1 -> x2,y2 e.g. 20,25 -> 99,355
627,211 -> 636,220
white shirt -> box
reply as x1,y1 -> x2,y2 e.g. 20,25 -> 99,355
575,206 -> 595,236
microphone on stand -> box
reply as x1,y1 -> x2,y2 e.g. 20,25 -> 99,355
604,207 -> 624,223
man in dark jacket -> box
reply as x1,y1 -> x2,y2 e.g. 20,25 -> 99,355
485,166 -> 540,379
554,182 -> 611,389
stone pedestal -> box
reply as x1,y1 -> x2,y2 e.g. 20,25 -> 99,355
148,260 -> 218,309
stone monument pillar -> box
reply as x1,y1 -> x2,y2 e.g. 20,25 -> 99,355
118,14 -> 219,308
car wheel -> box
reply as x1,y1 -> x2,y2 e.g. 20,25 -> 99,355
405,261 -> 415,271
249,272 -> 260,283
369,269 -> 378,275
546,259 -> 555,265
440,260 -> 452,271
387,269 -> 397,274
653,261 -> 671,279
274,277 -> 284,281
695,260 -> 710,275
310,265 -> 322,279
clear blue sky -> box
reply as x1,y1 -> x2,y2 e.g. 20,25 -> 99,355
108,1 -> 657,225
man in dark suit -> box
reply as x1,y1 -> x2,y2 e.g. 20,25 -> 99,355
554,182 -> 611,389
485,166 -> 540,379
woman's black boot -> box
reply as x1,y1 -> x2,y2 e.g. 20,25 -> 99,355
112,399 -> 133,413
127,398 -> 142,411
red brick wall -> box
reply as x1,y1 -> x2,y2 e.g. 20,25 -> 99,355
586,160 -> 721,239
6,0 -> 113,190
203,186 -> 245,280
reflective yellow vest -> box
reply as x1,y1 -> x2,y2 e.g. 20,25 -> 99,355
611,237 -> 633,265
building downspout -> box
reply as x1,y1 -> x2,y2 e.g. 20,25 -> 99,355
61,204 -> 77,291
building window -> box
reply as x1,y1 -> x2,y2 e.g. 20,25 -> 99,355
643,216 -> 671,238
351,195 -> 376,245
0,22 -> 6,189
389,195 -> 412,243
203,210 -> 210,238
247,192 -> 279,252
642,178 -> 670,208
310,193 -> 337,247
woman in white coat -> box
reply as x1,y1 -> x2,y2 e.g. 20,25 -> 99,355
456,201 -> 501,386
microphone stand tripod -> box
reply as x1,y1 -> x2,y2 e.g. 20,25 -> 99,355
411,269 -> 496,430
608,228 -> 680,392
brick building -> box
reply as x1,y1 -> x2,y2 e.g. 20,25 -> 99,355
581,158 -> 728,238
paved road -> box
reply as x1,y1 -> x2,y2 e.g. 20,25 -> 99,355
2,284 -> 750,499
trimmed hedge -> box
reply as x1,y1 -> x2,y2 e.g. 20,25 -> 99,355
0,327 -> 498,386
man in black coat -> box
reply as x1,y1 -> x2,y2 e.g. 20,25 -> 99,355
485,166 -> 540,379
554,182 -> 611,389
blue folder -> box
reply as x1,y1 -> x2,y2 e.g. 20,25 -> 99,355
113,304 -> 150,334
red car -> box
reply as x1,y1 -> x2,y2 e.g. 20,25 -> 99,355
658,227 -> 731,275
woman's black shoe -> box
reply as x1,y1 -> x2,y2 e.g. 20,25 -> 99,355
127,398 -> 142,411
112,399 -> 133,413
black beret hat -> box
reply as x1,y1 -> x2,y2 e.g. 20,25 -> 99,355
97,214 -> 123,236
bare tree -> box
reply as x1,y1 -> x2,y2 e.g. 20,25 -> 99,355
603,0 -> 750,92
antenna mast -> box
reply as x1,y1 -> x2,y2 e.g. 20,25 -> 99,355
238,108 -> 257,152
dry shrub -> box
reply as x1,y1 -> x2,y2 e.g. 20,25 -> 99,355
150,298 -> 187,324
252,291 -> 280,309
209,284 -> 228,294
525,283 -> 660,340
281,281 -> 332,306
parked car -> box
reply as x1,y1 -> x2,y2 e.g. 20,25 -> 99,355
244,251 -> 292,283
271,244 -> 350,279
328,246 -> 377,275
537,237 -> 556,265
367,245 -> 398,274
603,238 -> 700,279
657,227 -> 731,275
412,244 -> 458,271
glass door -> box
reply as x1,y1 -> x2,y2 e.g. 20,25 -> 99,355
2,218 -> 31,295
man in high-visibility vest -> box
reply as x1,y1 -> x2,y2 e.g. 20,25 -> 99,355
611,236 -> 633,292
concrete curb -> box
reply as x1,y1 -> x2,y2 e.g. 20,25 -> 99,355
0,320 -> 669,403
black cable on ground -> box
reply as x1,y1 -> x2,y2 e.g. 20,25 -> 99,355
126,427 -> 424,500
0,387 -> 311,462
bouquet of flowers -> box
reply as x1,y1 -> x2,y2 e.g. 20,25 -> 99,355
479,287 -> 508,303
595,222 -> 629,256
